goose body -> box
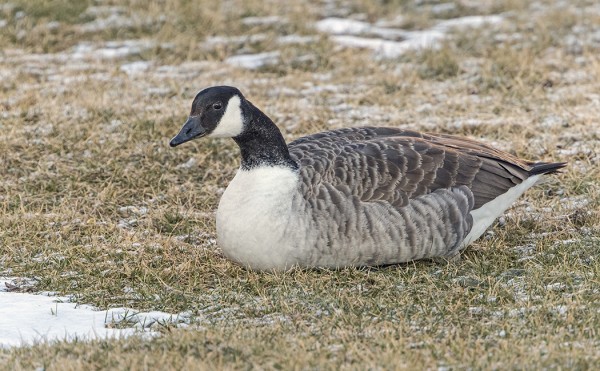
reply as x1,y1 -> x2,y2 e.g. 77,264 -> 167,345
170,86 -> 565,270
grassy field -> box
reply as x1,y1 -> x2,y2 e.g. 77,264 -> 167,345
1,0 -> 599,369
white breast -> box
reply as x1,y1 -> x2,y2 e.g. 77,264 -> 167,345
216,166 -> 301,270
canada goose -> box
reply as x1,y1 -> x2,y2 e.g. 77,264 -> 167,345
170,86 -> 565,270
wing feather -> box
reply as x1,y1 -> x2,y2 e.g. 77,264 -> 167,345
289,126 -> 548,210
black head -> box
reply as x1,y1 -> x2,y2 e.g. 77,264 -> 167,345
170,86 -> 246,147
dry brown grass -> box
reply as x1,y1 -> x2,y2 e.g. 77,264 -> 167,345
1,0 -> 599,369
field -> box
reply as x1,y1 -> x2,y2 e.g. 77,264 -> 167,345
1,0 -> 599,369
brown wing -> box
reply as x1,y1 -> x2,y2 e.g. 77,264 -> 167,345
289,126 -> 564,209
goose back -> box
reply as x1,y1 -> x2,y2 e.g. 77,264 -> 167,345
289,126 -> 542,209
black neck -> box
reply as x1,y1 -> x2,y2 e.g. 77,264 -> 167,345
233,100 -> 298,171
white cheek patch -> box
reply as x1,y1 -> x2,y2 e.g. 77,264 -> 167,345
209,95 -> 244,138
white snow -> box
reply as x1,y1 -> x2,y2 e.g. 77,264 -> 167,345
80,13 -> 135,33
71,40 -> 155,60
315,18 -> 372,35
277,34 -> 319,45
203,34 -> 269,47
203,34 -> 317,49
434,15 -> 504,31
83,5 -> 126,19
225,51 -> 280,70
118,205 -> 149,216
546,283 -> 567,291
0,278 -> 185,348
468,306 -> 484,315
315,15 -> 503,58
176,157 -> 198,169
330,32 -> 444,58
120,60 -> 152,75
431,3 -> 457,15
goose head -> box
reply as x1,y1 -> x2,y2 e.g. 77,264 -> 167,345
170,86 -> 247,147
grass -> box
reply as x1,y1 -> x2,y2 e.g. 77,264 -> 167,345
1,0 -> 599,369
416,46 -> 461,81
11,0 -> 92,23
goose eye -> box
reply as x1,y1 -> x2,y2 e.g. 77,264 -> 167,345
212,103 -> 222,110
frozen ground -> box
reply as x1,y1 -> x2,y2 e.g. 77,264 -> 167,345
0,278 -> 186,348
315,15 -> 503,58
0,0 -> 598,367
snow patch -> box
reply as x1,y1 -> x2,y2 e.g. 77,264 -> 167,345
71,40 -> 155,60
225,51 -> 280,70
0,278 -> 186,348
434,15 -> 504,31
315,18 -> 372,35
118,205 -> 148,216
278,34 -> 319,45
120,61 -> 152,75
315,15 -> 503,58
203,34 -> 316,49
203,34 -> 269,48
329,34 -> 444,58
80,14 -> 134,33
176,157 -> 198,169
431,3 -> 457,15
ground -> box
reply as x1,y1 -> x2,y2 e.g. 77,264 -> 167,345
0,0 -> 599,369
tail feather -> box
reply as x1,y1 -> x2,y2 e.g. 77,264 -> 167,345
529,161 -> 567,176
